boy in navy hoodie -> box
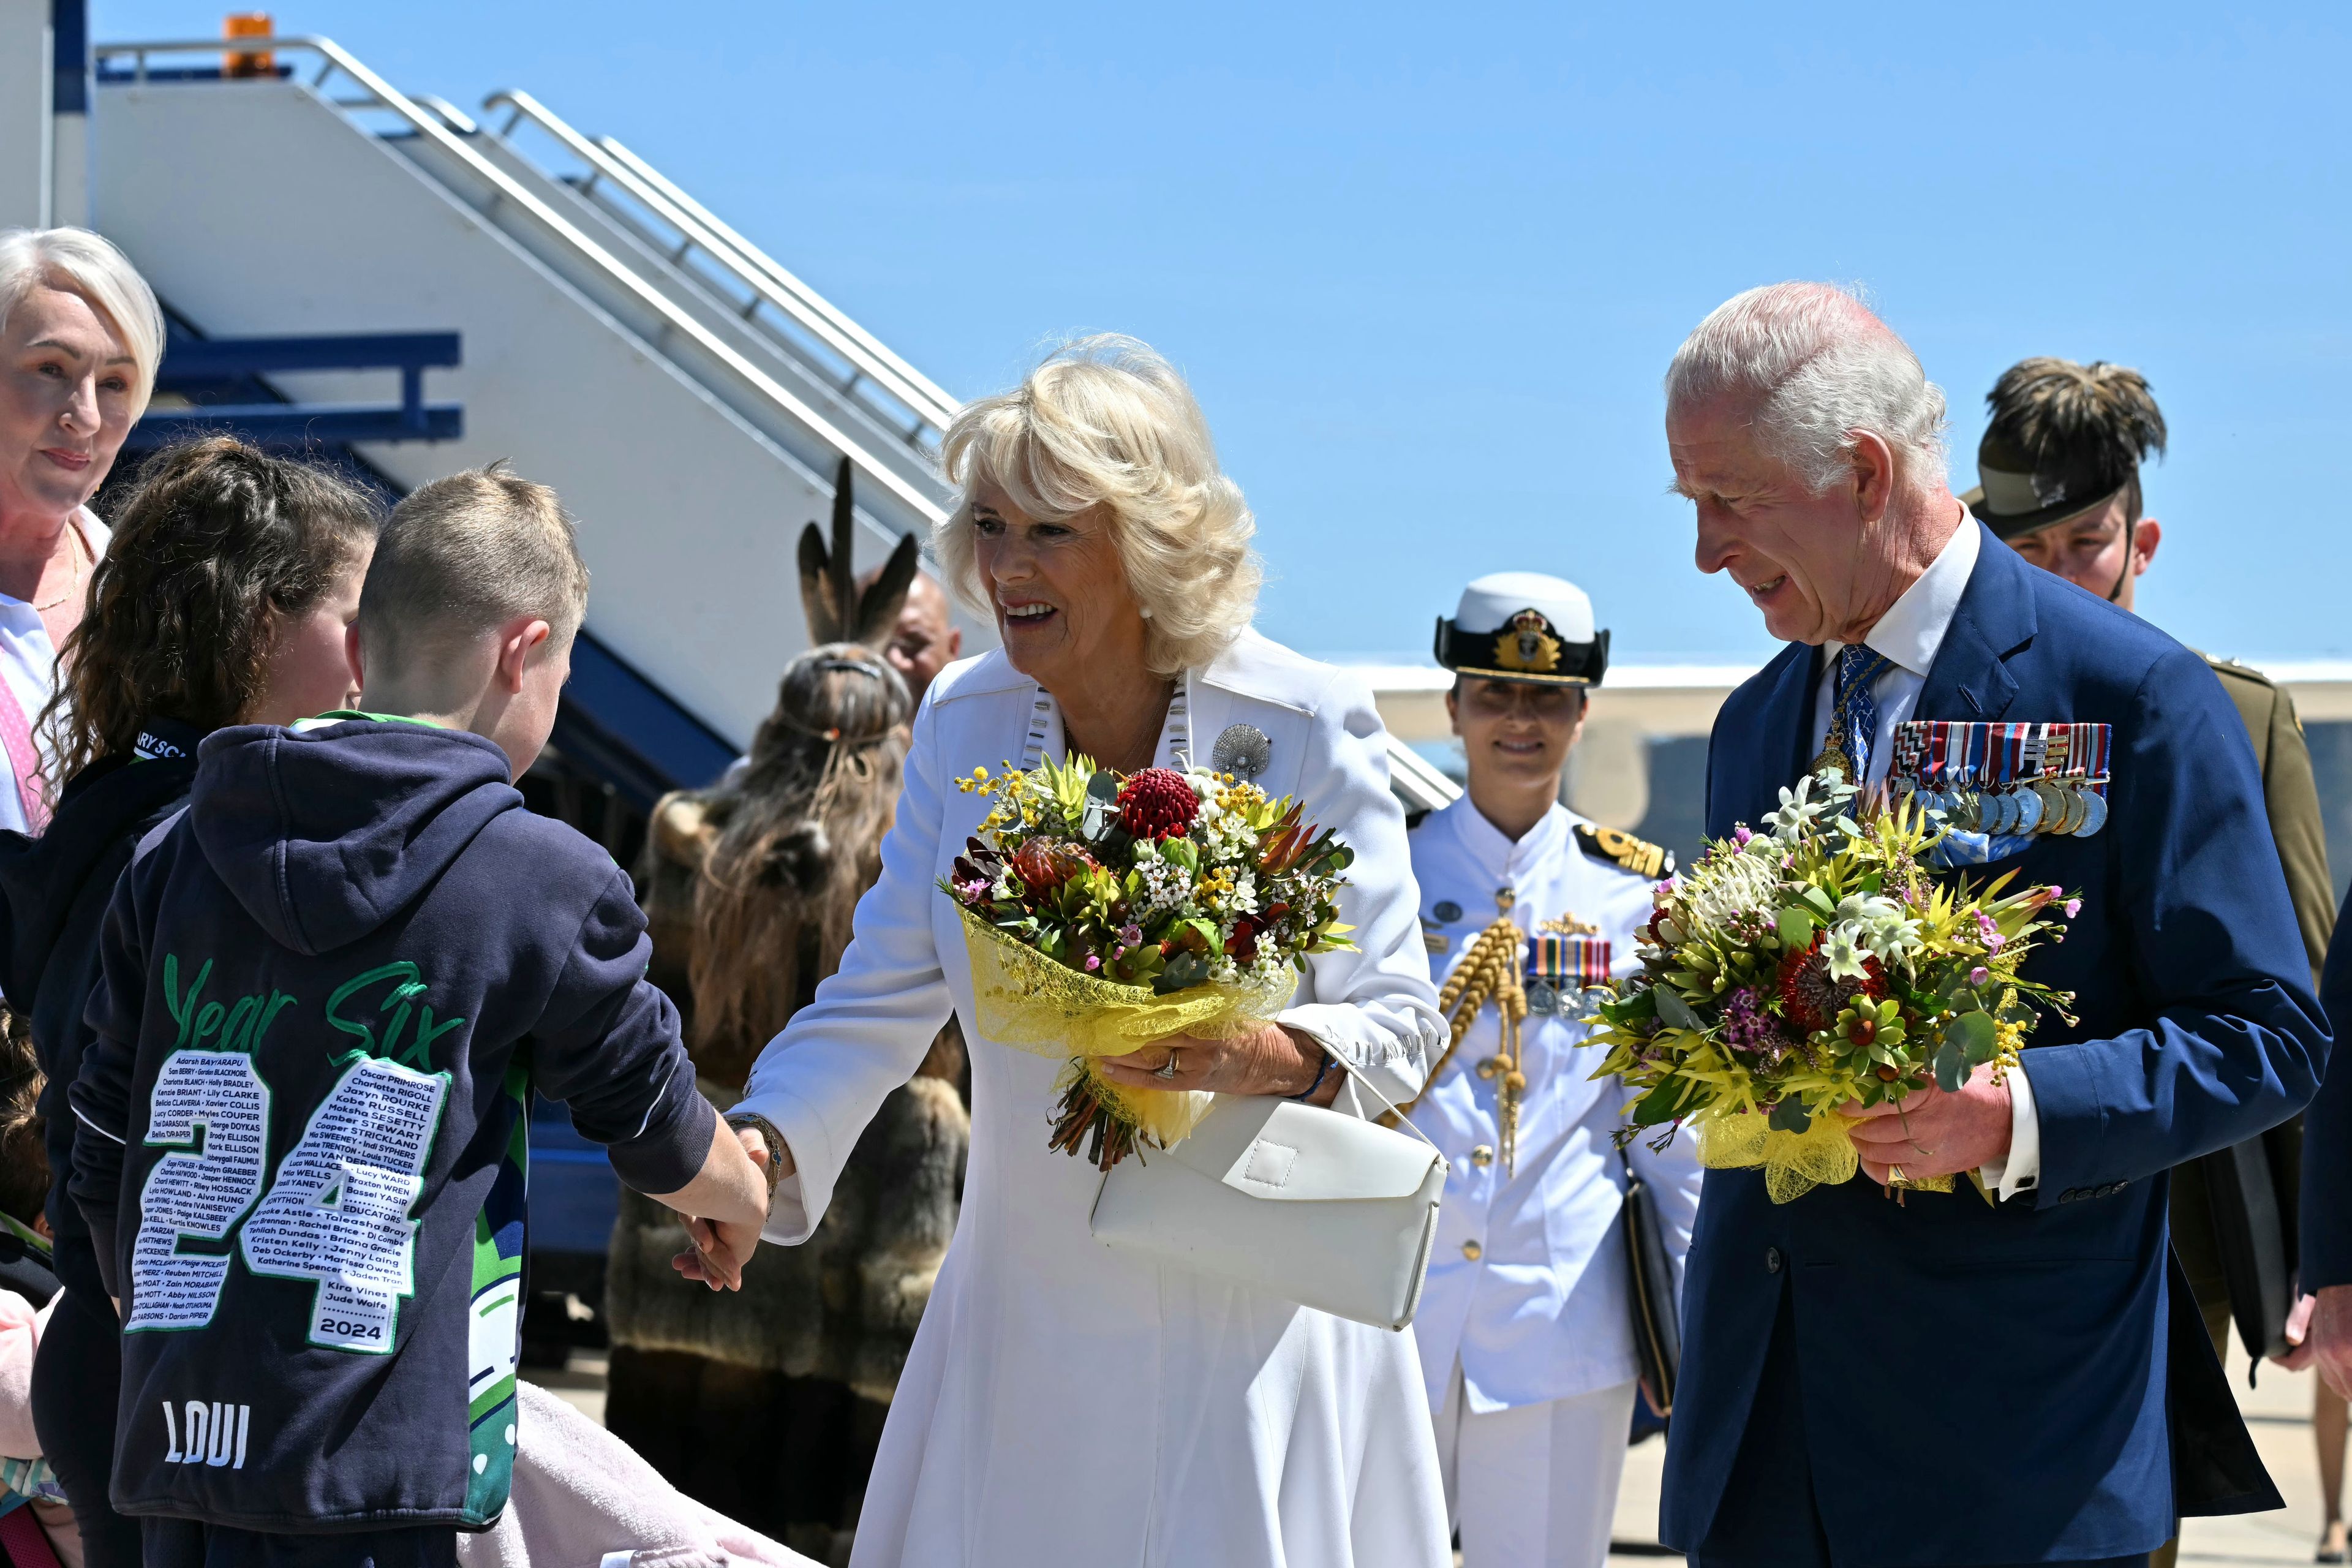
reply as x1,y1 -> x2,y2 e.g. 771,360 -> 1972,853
69,466 -> 768,1567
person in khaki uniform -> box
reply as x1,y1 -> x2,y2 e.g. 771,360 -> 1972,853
1967,356 -> 2338,1563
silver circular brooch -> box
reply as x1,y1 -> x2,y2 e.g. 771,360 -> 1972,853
1211,722 -> 1272,782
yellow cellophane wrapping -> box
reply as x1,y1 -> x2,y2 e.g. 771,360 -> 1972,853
1695,1112 -> 1953,1204
957,907 -> 1298,1148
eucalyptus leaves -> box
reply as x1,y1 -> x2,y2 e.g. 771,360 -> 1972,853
1581,770 -> 2078,1202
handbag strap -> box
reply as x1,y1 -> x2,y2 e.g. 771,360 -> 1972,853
1317,1042 -> 1441,1155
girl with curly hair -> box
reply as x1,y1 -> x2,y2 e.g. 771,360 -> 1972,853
0,435 -> 377,1568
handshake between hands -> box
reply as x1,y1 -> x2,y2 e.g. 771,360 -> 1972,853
653,1116 -> 791,1293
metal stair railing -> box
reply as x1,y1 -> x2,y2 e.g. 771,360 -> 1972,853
93,36 -> 949,546
428,119 -> 943,492
591,134 -> 961,429
466,101 -> 936,461
94,36 -> 1453,814
480,89 -> 958,450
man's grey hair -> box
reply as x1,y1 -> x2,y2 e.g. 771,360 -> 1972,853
1665,282 -> 1948,495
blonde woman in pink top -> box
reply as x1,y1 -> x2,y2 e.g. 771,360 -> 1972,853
0,227 -> 162,834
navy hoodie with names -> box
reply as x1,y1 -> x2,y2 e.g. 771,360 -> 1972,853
69,717 -> 716,1534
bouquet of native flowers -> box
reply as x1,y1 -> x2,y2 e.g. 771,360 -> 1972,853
1580,769 -> 2081,1203
943,755 -> 1357,1170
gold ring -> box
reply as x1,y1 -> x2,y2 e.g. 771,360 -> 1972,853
1155,1049 -> 1182,1080
1888,1163 -> 1905,1185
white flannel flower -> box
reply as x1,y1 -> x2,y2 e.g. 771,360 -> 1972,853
1821,924 -> 1872,982
1833,891 -> 1899,929
1836,892 -> 1924,962
1765,770 -> 1861,842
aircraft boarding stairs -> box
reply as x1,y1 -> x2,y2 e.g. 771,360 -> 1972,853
84,32 -> 1456,1338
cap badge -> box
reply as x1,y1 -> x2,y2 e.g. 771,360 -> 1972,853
1493,609 -> 1562,674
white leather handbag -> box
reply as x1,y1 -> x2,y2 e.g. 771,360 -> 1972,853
1089,1065 -> 1447,1331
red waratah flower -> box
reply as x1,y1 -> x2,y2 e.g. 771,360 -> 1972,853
1776,932 -> 1887,1035
1118,767 -> 1199,841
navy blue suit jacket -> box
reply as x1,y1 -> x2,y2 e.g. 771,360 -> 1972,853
1660,526 -> 2328,1565
2300,890 -> 2352,1288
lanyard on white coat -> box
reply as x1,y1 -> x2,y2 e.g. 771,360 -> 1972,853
1019,671 -> 1195,773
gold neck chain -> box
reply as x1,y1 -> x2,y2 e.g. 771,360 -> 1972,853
29,519 -> 88,614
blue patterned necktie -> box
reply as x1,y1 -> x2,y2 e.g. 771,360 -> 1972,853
1819,644 -> 1894,780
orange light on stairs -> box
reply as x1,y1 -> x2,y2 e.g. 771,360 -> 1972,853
223,13 -> 273,78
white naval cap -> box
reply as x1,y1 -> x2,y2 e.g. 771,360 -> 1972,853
1450,571 -> 1596,641
1433,571 -> 1610,687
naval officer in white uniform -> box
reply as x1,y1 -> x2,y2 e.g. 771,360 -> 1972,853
1401,572 -> 1706,1568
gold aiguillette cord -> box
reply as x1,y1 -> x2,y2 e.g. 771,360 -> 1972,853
1382,907 -> 1529,1175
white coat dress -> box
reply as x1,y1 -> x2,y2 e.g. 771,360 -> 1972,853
734,628 -> 1453,1568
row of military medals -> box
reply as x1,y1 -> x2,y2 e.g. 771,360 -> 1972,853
1889,720 -> 2111,838
1817,714 -> 2112,840
1436,889 -> 1612,1177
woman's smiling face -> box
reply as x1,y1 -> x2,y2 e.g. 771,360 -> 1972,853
969,474 -> 1148,692
0,283 -> 139,527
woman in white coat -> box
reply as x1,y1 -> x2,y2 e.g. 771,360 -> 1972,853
703,336 -> 1453,1567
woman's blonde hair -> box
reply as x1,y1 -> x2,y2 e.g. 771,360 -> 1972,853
937,334 -> 1261,676
0,227 -> 165,418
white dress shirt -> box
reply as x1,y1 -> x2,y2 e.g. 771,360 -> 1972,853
1803,517 -> 2041,1200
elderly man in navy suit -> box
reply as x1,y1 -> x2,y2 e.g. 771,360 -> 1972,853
1656,282 -> 2328,1568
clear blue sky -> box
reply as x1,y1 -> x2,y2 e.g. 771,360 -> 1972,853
95,1 -> 2352,665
